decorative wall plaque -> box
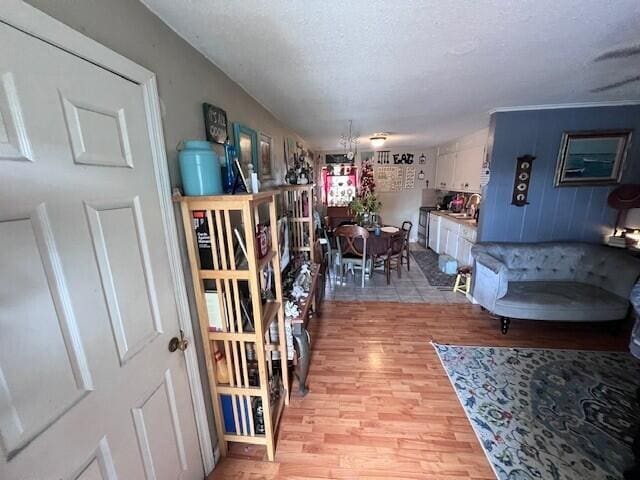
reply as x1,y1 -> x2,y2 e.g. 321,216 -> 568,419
203,103 -> 228,144
511,154 -> 535,207
392,153 -> 414,164
376,151 -> 390,164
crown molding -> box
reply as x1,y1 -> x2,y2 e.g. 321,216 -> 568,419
489,100 -> 640,114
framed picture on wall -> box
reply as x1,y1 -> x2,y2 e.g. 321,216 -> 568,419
259,133 -> 273,181
325,153 -> 348,164
233,123 -> 258,188
554,130 -> 632,187
284,137 -> 296,168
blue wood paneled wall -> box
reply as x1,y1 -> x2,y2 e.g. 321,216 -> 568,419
478,105 -> 640,243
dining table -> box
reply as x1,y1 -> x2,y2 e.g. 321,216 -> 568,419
330,224 -> 404,259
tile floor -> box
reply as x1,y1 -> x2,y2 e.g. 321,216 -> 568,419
324,253 -> 470,304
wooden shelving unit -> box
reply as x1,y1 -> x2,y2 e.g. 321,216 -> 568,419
178,192 -> 289,461
278,184 -> 316,263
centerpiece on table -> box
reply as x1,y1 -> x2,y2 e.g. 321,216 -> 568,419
349,192 -> 381,227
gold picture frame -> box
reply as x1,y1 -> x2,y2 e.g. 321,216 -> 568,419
554,130 -> 632,187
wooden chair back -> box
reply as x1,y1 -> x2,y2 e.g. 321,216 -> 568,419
389,231 -> 406,256
401,221 -> 413,241
334,224 -> 369,257
326,206 -> 355,230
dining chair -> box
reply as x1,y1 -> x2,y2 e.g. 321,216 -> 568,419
334,224 -> 371,288
318,227 -> 335,287
313,238 -> 327,302
400,220 -> 412,271
381,231 -> 405,285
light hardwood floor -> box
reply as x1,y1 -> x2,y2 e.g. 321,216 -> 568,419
208,301 -> 630,479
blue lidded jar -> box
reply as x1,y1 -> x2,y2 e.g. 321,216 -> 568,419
178,140 -> 222,196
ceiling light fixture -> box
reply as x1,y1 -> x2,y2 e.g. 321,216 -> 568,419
370,133 -> 388,148
340,120 -> 360,161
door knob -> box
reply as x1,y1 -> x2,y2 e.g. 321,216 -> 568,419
168,330 -> 189,352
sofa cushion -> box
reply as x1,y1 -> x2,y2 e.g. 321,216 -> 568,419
494,281 -> 629,321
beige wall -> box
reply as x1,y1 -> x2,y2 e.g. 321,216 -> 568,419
26,0 -> 309,189
25,0 -> 311,459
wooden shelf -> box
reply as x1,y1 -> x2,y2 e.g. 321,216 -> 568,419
257,249 -> 276,272
208,300 -> 279,341
271,393 -> 285,435
178,191 -> 289,462
216,385 -> 262,395
200,269 -> 250,280
277,184 -> 316,263
198,249 -> 275,282
223,434 -> 267,445
290,264 -> 320,325
261,300 -> 280,336
176,190 -> 276,206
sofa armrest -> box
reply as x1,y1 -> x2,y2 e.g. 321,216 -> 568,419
472,252 -> 509,312
474,252 -> 506,275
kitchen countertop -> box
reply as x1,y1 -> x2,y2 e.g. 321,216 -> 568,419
430,210 -> 478,228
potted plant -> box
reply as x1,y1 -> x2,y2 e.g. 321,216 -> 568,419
349,192 -> 381,226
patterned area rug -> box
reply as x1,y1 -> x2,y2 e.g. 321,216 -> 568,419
434,344 -> 640,480
412,250 -> 456,288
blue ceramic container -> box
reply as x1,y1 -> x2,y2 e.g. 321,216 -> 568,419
178,140 -> 222,195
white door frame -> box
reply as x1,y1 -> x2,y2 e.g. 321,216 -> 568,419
1,1 -> 215,473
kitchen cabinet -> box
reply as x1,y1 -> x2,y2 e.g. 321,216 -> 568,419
453,145 -> 484,193
428,213 -> 477,267
435,151 -> 456,190
440,217 -> 459,258
456,236 -> 474,267
438,218 -> 448,254
434,129 -> 487,194
428,213 -> 440,252
437,218 -> 448,254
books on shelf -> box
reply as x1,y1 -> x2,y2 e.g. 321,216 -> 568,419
234,227 -> 249,268
192,210 -> 213,269
205,290 -> 225,331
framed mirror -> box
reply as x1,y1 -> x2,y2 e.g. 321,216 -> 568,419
233,123 -> 258,190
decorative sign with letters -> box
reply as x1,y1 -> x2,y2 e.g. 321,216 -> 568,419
392,153 -> 414,164
511,154 -> 535,206
202,103 -> 228,144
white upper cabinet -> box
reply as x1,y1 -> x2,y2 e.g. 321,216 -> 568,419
435,150 -> 456,190
455,144 -> 485,192
435,128 -> 488,193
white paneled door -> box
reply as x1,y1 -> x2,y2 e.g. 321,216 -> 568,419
0,22 -> 204,480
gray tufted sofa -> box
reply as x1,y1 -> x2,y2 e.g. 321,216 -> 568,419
471,242 -> 640,334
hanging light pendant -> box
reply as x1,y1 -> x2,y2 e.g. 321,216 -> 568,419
340,120 -> 360,161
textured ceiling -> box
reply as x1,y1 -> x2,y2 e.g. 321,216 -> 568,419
142,0 -> 640,149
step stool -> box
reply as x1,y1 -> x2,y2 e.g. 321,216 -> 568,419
453,266 -> 472,295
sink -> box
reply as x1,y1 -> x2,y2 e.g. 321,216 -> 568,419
447,213 -> 472,218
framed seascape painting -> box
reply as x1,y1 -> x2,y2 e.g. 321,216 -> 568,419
554,130 -> 632,187
259,133 -> 273,181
